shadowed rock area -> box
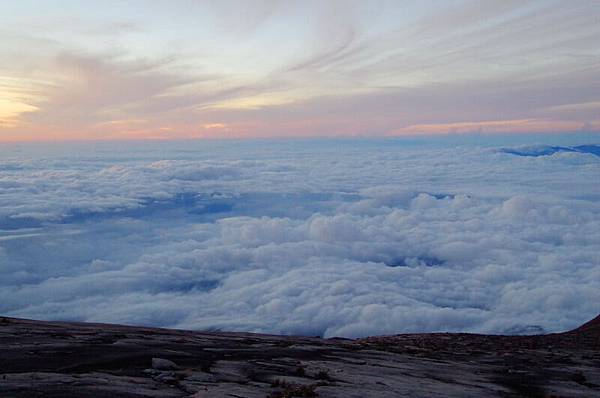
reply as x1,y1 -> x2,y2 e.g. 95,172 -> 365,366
0,315 -> 599,397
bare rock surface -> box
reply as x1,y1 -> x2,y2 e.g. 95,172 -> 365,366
0,315 -> 599,397
152,358 -> 179,371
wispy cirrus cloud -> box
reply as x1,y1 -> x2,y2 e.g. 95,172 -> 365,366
0,1 -> 599,140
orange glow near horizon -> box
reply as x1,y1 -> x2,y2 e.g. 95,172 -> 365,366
2,119 -> 599,143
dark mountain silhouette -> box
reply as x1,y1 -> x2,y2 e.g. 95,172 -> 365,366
572,313 -> 600,335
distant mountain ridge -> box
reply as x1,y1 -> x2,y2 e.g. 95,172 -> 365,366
501,144 -> 600,157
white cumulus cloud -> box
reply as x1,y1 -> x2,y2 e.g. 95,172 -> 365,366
0,138 -> 599,337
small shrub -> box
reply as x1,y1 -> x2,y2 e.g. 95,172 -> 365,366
271,378 -> 291,388
268,383 -> 318,398
571,371 -> 587,385
315,370 -> 330,380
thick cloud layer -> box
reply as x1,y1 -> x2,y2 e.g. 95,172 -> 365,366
0,138 -> 599,337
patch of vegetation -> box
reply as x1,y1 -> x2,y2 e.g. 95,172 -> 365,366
314,370 -> 330,380
570,371 -> 597,388
271,378 -> 290,388
571,371 -> 587,385
494,372 -> 545,398
268,380 -> 318,398
200,361 -> 211,373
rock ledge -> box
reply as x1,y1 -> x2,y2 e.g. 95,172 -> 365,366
0,316 -> 599,397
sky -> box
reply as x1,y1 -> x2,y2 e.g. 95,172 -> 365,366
1,0 -> 600,141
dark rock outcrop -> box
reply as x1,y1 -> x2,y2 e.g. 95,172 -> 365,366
572,314 -> 600,335
0,315 -> 599,397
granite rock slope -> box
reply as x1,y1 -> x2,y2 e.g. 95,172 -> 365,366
0,315 -> 599,397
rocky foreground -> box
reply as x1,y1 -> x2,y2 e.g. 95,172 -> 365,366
1,315 -> 599,397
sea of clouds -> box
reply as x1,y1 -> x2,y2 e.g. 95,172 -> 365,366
0,136 -> 599,338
